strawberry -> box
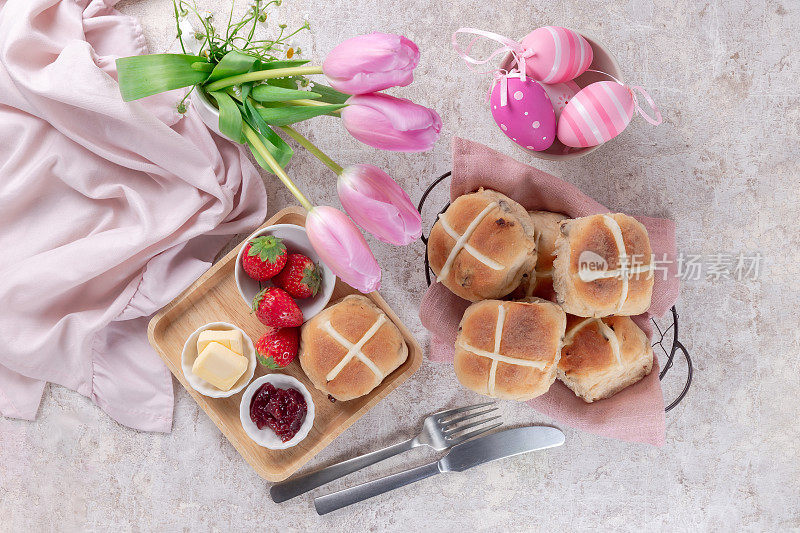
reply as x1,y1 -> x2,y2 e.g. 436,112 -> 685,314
272,253 -> 322,299
252,287 -> 303,327
255,327 -> 299,369
241,235 -> 287,281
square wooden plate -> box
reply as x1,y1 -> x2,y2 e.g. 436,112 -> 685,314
147,206 -> 423,481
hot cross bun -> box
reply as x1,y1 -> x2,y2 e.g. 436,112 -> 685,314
299,295 -> 408,401
557,314 -> 653,402
428,189 -> 537,302
552,213 -> 654,317
454,298 -> 566,401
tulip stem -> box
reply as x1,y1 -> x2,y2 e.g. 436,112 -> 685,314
205,65 -> 324,92
279,125 -> 344,175
285,99 -> 343,114
242,123 -> 315,212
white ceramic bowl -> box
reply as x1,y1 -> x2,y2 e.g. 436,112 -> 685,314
500,32 -> 623,161
239,374 -> 315,449
181,322 -> 257,398
234,224 -> 336,321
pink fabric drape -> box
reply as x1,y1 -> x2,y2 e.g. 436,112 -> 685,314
0,0 -> 266,432
419,138 -> 680,446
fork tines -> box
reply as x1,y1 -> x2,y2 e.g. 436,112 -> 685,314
435,401 -> 495,420
436,402 -> 502,443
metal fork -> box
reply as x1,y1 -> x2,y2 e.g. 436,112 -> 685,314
269,402 -> 502,503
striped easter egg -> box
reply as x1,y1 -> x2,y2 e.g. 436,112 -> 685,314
557,81 -> 635,148
520,26 -> 593,84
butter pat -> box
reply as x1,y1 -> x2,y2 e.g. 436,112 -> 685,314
197,329 -> 243,355
192,341 -> 248,391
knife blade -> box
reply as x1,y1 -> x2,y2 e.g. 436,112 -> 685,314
314,426 -> 564,515
438,425 -> 564,472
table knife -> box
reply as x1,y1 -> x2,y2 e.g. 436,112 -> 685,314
314,426 -> 565,515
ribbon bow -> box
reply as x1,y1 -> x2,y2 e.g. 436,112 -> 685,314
452,28 -> 533,107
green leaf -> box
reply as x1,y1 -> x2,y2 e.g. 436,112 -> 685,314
251,85 -> 322,102
253,122 -> 293,168
116,54 -> 208,101
191,62 -> 215,72
240,82 -> 254,106
245,130 -> 293,175
239,96 -> 294,174
240,98 -> 261,131
238,85 -> 257,127
308,82 -> 351,105
247,235 -> 286,263
207,91 -> 244,143
242,110 -> 293,175
254,59 -> 310,71
247,139 -> 272,175
265,76 -> 305,90
255,104 -> 346,126
205,51 -> 259,83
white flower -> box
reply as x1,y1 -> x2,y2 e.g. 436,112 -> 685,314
177,17 -> 204,55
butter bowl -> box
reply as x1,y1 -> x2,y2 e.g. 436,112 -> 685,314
181,322 -> 257,398
239,374 -> 315,450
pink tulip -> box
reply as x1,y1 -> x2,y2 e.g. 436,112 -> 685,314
338,165 -> 422,246
323,32 -> 420,94
341,93 -> 442,152
305,206 -> 381,293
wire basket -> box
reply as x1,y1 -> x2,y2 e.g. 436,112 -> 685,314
417,171 -> 692,412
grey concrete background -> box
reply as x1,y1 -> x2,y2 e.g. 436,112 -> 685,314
1,0 -> 798,531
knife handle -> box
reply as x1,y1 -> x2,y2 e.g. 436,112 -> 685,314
270,437 -> 418,503
314,461 -> 441,515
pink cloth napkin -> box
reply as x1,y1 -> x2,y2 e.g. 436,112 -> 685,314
420,138 -> 680,446
0,0 -> 267,432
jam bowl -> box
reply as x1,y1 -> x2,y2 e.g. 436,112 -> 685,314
239,374 -> 315,450
181,322 -> 257,399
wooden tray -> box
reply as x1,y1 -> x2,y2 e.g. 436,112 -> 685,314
148,206 -> 423,481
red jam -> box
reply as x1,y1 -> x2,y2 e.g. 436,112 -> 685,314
249,383 -> 307,442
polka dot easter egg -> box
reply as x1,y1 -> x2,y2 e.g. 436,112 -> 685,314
557,81 -> 634,148
490,76 -> 555,151
537,80 -> 580,121
520,26 -> 593,84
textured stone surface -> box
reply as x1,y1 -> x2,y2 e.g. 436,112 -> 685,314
1,0 -> 799,530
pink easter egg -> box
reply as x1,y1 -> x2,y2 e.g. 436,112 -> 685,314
520,26 -> 593,83
557,81 -> 635,148
490,76 -> 556,151
537,80 -> 580,121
